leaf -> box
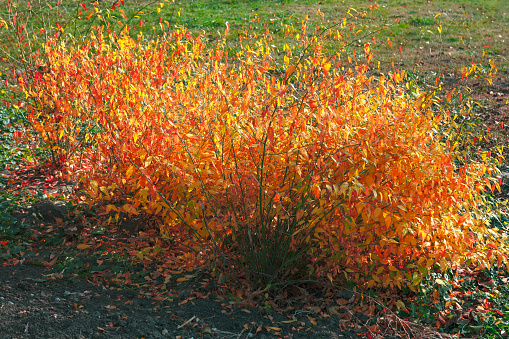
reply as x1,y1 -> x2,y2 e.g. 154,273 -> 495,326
284,65 -> 296,81
126,166 -> 134,178
307,315 -> 317,326
265,327 -> 281,332
281,318 -> 297,323
77,244 -> 92,250
267,126 -> 274,144
435,278 -> 446,286
336,298 -> 350,305
91,227 -> 105,235
446,88 -> 455,102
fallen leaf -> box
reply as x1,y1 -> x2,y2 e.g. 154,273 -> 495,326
266,326 -> 282,331
336,298 -> 350,305
77,244 -> 92,250
281,319 -> 296,324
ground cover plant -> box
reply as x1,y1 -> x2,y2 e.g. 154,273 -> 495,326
1,0 -> 509,338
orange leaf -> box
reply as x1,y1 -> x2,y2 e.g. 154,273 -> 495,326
446,88 -> 455,102
458,214 -> 466,225
284,65 -> 296,81
266,327 -> 281,332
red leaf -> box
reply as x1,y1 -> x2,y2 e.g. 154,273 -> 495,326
150,185 -> 157,201
80,3 -> 87,11
267,126 -> 274,144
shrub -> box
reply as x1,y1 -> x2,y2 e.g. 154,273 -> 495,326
19,18 -> 507,292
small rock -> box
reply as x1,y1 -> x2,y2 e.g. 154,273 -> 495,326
16,282 -> 30,291
161,329 -> 168,336
55,297 -> 61,302
178,290 -> 190,299
147,316 -> 156,326
337,289 -> 354,300
355,312 -> 370,323
205,282 -> 217,292
34,200 -> 68,222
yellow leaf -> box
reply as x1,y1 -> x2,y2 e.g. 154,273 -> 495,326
126,166 -> 134,178
435,278 -> 446,286
281,319 -> 296,323
144,156 -> 153,167
77,244 -> 92,250
389,265 -> 399,272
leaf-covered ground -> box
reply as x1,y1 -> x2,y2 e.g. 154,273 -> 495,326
0,265 -> 369,339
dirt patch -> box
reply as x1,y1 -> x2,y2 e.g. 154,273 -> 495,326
0,264 -> 370,339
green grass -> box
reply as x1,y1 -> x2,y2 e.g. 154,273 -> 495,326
1,0 -> 507,78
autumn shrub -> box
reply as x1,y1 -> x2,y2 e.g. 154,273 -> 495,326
18,15 -> 509,292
